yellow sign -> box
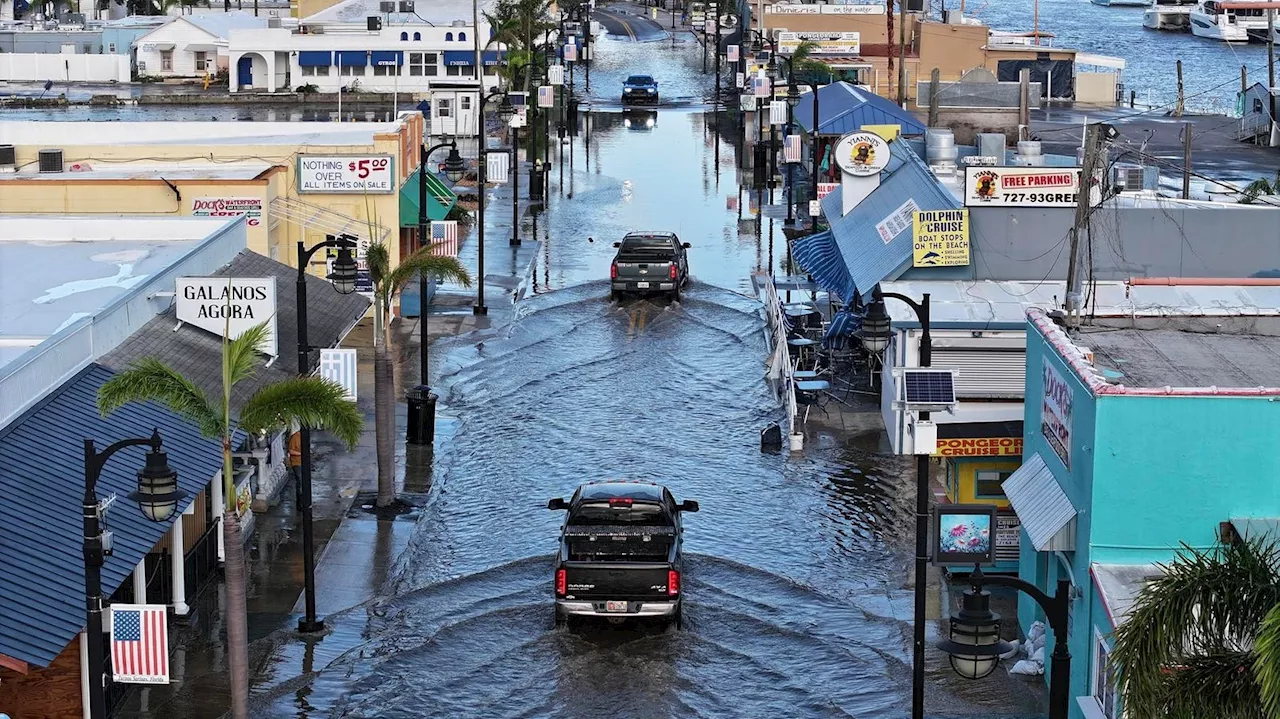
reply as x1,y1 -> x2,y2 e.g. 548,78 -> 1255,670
933,437 -> 1023,457
860,124 -> 901,142
912,209 -> 970,267
236,479 -> 253,518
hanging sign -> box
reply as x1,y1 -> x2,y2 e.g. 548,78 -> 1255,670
752,75 -> 772,98
783,134 -> 802,163
110,604 -> 170,684
487,153 -> 510,183
912,209 -> 970,267
740,94 -> 757,112
190,197 -> 263,227
538,85 -> 555,107
778,31 -> 860,55
1041,358 -> 1074,469
727,44 -> 739,62
932,437 -> 1023,457
548,64 -> 565,86
833,131 -> 890,177
964,166 -> 1083,208
563,42 -> 578,61
769,100 -> 787,126
320,348 -> 358,401
175,277 -> 278,356
874,197 -> 919,244
297,155 -> 395,194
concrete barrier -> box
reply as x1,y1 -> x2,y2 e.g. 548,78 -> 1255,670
0,53 -> 131,84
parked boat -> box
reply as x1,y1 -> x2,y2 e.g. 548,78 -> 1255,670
1189,0 -> 1268,41
1144,0 -> 1196,29
1092,0 -> 1152,7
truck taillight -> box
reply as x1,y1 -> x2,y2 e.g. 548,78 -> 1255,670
668,570 -> 680,596
556,568 -> 567,596
611,262 -> 618,279
669,264 -> 678,280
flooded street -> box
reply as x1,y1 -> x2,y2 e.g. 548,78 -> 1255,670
233,30 -> 1046,719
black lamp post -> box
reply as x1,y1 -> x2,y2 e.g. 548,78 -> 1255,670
861,290 -> 932,719
294,235 -> 358,633
84,429 -> 185,719
765,56 -> 781,192
805,79 -> 821,231
783,76 -> 802,228
938,566 -> 1074,719
475,89 -> 511,317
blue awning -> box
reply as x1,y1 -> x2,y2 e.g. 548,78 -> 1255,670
442,50 -> 474,66
370,50 -> 403,67
337,50 -> 368,67
482,49 -> 505,66
297,50 -> 332,67
0,364 -> 240,668
791,229 -> 857,304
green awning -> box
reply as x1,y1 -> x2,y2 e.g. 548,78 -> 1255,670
400,168 -> 458,228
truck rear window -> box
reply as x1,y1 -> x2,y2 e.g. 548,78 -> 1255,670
619,236 -> 675,260
626,76 -> 655,85
569,501 -> 671,526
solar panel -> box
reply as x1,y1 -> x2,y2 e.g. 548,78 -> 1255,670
903,369 -> 957,406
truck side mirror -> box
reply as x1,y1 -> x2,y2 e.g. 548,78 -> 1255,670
679,500 -> 699,513
612,241 -> 622,248
547,498 -> 569,510
681,242 -> 691,249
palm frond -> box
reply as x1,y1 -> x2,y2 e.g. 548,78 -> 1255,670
1255,603 -> 1280,718
97,358 -> 223,438
225,320 -> 272,387
238,377 -> 364,451
366,241 -> 392,290
1158,651 -> 1264,719
387,247 -> 472,295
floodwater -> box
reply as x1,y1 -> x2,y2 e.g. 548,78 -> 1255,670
230,32 -> 1046,719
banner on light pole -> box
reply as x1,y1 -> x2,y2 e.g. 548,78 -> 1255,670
487,153 -> 509,183
548,64 -> 565,86
538,85 -> 555,108
564,42 -> 577,62
769,100 -> 787,126
740,94 -> 757,112
727,44 -> 739,62
752,76 -> 771,98
784,135 -> 802,163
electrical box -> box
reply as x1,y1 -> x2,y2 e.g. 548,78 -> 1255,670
912,419 -> 937,455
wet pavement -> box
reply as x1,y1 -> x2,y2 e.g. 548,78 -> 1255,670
110,14 -> 1047,719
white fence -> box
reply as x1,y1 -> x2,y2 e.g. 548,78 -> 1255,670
0,53 -> 131,84
756,272 -> 799,449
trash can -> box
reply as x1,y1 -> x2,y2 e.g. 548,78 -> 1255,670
405,384 -> 437,445
530,161 -> 544,201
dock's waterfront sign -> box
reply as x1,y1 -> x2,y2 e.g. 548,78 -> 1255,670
297,155 -> 395,194
1041,358 -> 1073,469
175,277 -> 278,356
964,167 -> 1083,208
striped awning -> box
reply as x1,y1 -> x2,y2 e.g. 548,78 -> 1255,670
790,229 -> 856,304
1003,453 -> 1077,551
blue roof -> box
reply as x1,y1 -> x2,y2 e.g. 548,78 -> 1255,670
819,141 -> 962,300
0,364 -> 234,668
792,82 -> 927,136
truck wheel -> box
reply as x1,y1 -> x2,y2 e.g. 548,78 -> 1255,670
553,607 -> 565,628
610,289 -> 621,302
670,286 -> 681,303
673,605 -> 684,631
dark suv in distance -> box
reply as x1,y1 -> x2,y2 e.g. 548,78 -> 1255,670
548,481 -> 699,628
609,232 -> 691,301
622,74 -> 659,105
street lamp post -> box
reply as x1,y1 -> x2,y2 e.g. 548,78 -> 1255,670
861,291 -> 931,719
938,567 -> 1074,719
784,77 -> 801,227
510,119 -> 521,246
83,429 -> 186,719
475,89 -> 513,316
294,235 -> 359,632
806,79 -> 820,231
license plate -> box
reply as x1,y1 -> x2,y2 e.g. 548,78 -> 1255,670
605,600 -> 628,612
636,282 -> 649,289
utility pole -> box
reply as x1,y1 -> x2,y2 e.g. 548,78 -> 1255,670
927,67 -> 939,128
1181,123 -> 1192,200
714,0 -> 721,110
1242,64 -> 1249,96
1269,9 -> 1276,144
896,0 -> 907,108
1065,124 -> 1101,327
1174,59 -> 1184,117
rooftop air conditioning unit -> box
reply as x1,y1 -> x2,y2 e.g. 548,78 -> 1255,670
268,17 -> 282,28
38,149 -> 64,173
398,0 -> 413,11
367,16 -> 382,30
450,19 -> 466,26
1113,166 -> 1158,192
0,144 -> 16,172
379,1 -> 395,11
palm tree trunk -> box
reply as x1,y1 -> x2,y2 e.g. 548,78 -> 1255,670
222,510 -> 250,719
374,302 -> 396,507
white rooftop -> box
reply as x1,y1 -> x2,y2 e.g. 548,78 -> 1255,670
0,160 -> 273,181
303,0 -> 498,25
879,280 -> 1280,327
0,120 -> 403,147
0,216 -> 234,370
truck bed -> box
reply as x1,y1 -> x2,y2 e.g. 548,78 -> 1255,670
564,524 -> 674,562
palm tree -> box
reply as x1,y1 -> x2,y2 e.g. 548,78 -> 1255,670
96,320 -> 362,719
1110,536 -> 1280,719
485,0 -> 555,93
364,243 -> 471,508
1238,171 -> 1280,204
786,40 -> 834,85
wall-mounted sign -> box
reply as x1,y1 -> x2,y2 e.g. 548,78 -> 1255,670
964,166 -> 1082,207
298,155 -> 395,194
875,197 -> 919,244
932,437 -> 1023,457
175,277 -> 278,356
933,504 -> 997,566
995,512 -> 1022,550
766,2 -> 884,12
778,31 -> 860,55
1041,358 -> 1073,469
833,131 -> 890,177
190,197 -> 263,227
912,209 -> 970,267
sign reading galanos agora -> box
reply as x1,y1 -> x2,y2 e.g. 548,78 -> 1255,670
175,277 -> 278,357
297,155 -> 395,194
963,167 -> 1083,208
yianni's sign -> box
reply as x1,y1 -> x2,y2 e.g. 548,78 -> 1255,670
175,277 -> 278,356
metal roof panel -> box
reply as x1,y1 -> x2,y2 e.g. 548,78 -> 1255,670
792,82 -> 927,136
1002,452 -> 1078,551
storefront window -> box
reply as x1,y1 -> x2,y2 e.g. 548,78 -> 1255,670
975,469 -> 1013,499
1093,633 -> 1118,718
408,52 -> 438,77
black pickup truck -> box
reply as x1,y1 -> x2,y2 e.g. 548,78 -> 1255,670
548,481 -> 699,628
609,232 -> 691,301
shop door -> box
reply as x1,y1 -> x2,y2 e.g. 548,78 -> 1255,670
456,92 -> 478,136
434,95 -> 456,136
237,56 -> 253,89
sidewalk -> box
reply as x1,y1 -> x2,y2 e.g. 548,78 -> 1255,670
112,163 -> 543,719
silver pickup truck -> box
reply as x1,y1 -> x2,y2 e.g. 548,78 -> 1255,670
609,232 -> 691,302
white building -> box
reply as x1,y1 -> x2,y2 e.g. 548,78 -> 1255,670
134,10 -> 267,78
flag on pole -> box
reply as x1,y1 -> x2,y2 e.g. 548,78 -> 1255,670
319,348 -> 358,400
538,85 -> 554,108
727,44 -> 739,62
487,153 -> 509,183
548,64 -> 565,86
430,220 -> 459,257
752,76 -> 771,98
111,604 -> 169,684
769,100 -> 787,126
784,134 -> 802,163
564,42 -> 578,62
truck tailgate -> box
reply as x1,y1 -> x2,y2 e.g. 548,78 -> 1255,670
562,562 -> 674,601
615,260 -> 674,279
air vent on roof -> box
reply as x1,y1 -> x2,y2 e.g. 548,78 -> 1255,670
378,0 -> 394,11
268,16 -> 282,27
367,15 -> 382,30
38,149 -> 64,173
0,144 -> 15,172
398,0 -> 413,11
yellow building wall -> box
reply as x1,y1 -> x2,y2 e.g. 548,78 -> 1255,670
944,457 -> 1021,509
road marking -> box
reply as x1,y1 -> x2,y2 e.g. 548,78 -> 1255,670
595,9 -> 638,42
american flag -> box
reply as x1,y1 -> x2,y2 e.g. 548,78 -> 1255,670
111,604 -> 169,684
430,220 -> 459,257
784,134 -> 802,163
